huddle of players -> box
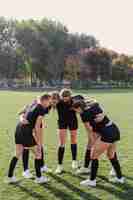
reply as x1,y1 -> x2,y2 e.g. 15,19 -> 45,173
6,89 -> 125,187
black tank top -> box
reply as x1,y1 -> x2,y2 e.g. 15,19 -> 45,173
26,104 -> 48,128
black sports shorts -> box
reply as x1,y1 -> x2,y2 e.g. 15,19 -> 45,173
58,118 -> 78,131
15,123 -> 36,147
99,123 -> 120,143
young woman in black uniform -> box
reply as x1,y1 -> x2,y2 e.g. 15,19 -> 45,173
72,99 -> 125,187
51,89 -> 79,174
19,98 -> 52,179
7,94 -> 51,184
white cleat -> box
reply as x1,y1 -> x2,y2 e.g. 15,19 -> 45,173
22,170 -> 33,179
55,165 -> 63,174
34,176 -> 49,184
41,165 -> 52,173
109,168 -> 116,176
72,160 -> 78,170
110,177 -> 125,184
5,176 -> 18,184
76,167 -> 90,174
80,179 -> 96,187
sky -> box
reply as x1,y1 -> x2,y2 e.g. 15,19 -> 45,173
1,0 -> 133,55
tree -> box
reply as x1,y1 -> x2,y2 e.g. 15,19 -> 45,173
112,54 -> 133,81
83,48 -> 112,81
0,18 -> 21,79
64,55 -> 80,80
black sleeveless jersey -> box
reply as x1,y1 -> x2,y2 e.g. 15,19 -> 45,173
26,104 -> 48,129
80,102 -> 110,132
56,98 -> 77,122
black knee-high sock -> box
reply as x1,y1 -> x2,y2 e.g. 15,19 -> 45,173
58,146 -> 65,165
22,149 -> 29,171
8,157 -> 18,177
35,159 -> 41,178
90,159 -> 99,181
110,153 -> 122,179
40,147 -> 45,168
84,149 -> 91,168
71,144 -> 77,161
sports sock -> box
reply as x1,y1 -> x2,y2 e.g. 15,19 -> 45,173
8,157 -> 18,177
109,153 -> 122,179
35,159 -> 41,178
40,147 -> 45,168
22,149 -> 29,171
84,149 -> 91,168
90,159 -> 99,180
71,144 -> 77,161
58,146 -> 65,165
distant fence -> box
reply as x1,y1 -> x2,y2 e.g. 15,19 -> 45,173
0,80 -> 133,91
71,80 -> 133,89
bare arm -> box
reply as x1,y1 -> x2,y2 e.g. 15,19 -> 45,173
84,122 -> 93,132
18,105 -> 29,115
19,113 -> 29,124
84,122 -> 99,146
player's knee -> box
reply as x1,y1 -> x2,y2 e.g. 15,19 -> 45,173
35,152 -> 42,159
107,151 -> 115,159
59,136 -> 66,145
91,154 -> 98,159
35,146 -> 42,159
15,148 -> 23,158
71,132 -> 77,144
86,143 -> 91,150
71,137 -> 77,144
15,154 -> 20,159
90,148 -> 99,159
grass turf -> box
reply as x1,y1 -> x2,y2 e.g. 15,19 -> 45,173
0,90 -> 133,200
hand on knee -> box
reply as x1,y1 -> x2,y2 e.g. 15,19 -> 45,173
90,150 -> 99,160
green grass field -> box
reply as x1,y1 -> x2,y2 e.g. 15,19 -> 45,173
0,90 -> 133,200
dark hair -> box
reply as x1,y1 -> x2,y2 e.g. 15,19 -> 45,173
72,100 -> 86,110
40,94 -> 51,101
60,88 -> 72,98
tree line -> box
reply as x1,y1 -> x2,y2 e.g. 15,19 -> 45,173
0,17 -> 133,87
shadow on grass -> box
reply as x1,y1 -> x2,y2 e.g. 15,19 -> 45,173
42,184 -> 80,200
48,173 -> 101,200
96,175 -> 133,200
65,172 -> 133,200
65,170 -> 90,180
97,182 -> 133,200
66,171 -> 105,183
14,183 -> 46,200
124,175 -> 133,181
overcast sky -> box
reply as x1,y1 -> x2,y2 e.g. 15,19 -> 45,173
1,0 -> 133,55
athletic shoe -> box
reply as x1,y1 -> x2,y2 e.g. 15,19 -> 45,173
22,170 -> 33,179
72,160 -> 78,169
76,167 -> 90,174
5,176 -> 18,183
41,165 -> 52,173
110,177 -> 125,184
34,176 -> 49,184
55,165 -> 63,174
80,178 -> 96,187
109,168 -> 116,176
